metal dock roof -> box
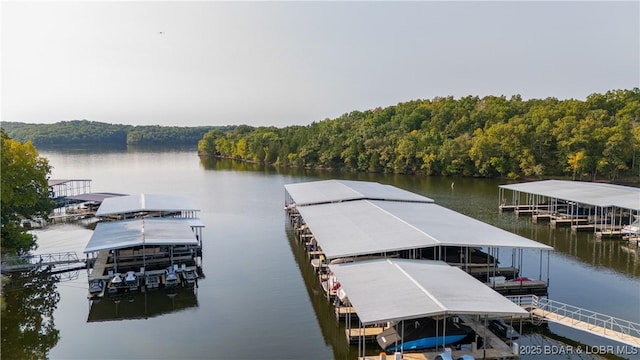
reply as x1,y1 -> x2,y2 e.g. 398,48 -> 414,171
296,199 -> 551,259
83,218 -> 199,253
284,179 -> 434,206
499,180 -> 640,210
95,194 -> 200,217
329,259 -> 529,325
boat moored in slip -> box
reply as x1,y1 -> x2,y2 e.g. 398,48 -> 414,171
124,271 -> 139,291
162,265 -> 180,288
87,278 -> 106,299
377,317 -> 475,353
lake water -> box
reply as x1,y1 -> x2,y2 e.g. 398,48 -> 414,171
2,148 -> 639,360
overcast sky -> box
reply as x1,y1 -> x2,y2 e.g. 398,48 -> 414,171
2,1 -> 638,127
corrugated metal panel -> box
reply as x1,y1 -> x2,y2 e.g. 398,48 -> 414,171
83,218 -> 198,253
296,200 -> 551,259
371,201 -> 552,250
95,194 -> 200,216
330,259 -> 528,325
296,200 -> 439,259
500,180 -> 640,210
284,179 -> 433,206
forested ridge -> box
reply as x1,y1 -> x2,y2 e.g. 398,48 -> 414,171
1,120 -> 230,147
198,89 -> 640,181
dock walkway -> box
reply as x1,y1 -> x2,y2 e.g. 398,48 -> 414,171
88,251 -> 110,280
508,295 -> 640,347
1,252 -> 85,273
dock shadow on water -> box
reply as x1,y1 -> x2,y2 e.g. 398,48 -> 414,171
1,268 -> 61,360
285,222 -> 358,360
87,287 -> 199,322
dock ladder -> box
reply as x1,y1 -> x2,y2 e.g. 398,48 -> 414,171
507,294 -> 640,347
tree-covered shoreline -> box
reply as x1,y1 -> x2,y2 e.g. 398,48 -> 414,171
2,120 -> 232,147
198,89 -> 640,182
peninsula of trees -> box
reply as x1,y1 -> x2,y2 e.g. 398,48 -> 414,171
198,89 -> 640,181
2,120 -> 229,147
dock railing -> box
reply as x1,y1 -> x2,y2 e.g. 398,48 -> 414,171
1,251 -> 83,273
507,294 -> 640,345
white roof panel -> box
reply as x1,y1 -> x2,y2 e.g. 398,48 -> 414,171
96,194 -> 200,216
83,218 -> 198,253
285,179 -> 433,206
296,200 -> 439,259
296,200 -> 550,259
371,201 -> 552,250
330,259 -> 528,325
500,180 -> 640,210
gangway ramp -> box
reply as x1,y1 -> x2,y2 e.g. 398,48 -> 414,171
508,295 -> 640,347
1,251 -> 85,273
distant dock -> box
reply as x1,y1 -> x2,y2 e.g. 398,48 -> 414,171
499,180 -> 640,242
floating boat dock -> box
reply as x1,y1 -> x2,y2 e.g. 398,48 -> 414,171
499,180 -> 640,241
285,180 -> 550,359
83,194 -> 205,297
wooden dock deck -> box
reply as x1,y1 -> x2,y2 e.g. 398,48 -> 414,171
531,308 -> 640,347
551,217 -> 590,227
346,326 -> 387,344
489,279 -> 548,296
335,306 -> 358,321
88,251 -> 110,280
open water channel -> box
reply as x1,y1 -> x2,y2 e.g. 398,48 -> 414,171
2,147 -> 639,360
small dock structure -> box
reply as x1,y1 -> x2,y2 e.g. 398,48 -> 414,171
83,194 -> 205,298
43,178 -> 128,226
499,180 -> 640,239
285,179 -> 553,358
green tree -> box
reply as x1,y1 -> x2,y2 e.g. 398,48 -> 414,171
1,129 -> 54,255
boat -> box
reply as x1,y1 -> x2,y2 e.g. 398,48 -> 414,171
377,317 -> 474,353
88,279 -> 105,298
124,271 -> 138,291
107,273 -> 123,294
487,318 -> 519,340
622,218 -> 640,236
181,268 -> 198,286
163,266 -> 180,288
145,273 -> 161,289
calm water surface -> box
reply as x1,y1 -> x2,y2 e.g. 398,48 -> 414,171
2,148 -> 639,360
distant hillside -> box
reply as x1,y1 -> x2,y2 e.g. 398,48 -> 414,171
198,89 -> 640,182
1,120 -> 234,147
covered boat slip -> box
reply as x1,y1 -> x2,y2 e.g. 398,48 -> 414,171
331,259 -> 528,325
499,180 -> 640,236
84,218 -> 202,284
96,193 -> 201,220
284,179 -> 434,207
294,198 -> 551,292
331,259 -> 527,358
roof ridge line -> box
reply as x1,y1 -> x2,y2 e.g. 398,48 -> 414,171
389,259 -> 447,311
370,200 -> 441,245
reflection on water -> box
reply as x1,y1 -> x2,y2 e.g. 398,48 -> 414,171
1,268 -> 61,360
285,223 -> 355,359
7,152 -> 636,360
87,287 -> 199,323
